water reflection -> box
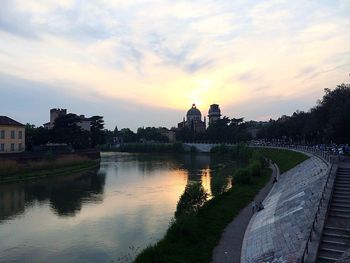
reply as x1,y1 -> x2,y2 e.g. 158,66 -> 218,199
0,153 -> 237,263
0,169 -> 104,221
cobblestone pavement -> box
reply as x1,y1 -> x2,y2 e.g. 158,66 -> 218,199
241,155 -> 329,263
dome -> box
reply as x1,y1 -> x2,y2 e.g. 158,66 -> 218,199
187,104 -> 201,116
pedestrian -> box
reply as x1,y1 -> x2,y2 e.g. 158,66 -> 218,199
273,176 -> 278,184
251,200 -> 256,214
258,201 -> 264,211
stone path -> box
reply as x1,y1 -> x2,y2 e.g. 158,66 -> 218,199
212,163 -> 279,263
241,155 -> 329,263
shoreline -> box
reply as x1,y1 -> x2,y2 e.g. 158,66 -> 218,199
0,160 -> 100,184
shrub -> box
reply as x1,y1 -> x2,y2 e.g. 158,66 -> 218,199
234,168 -> 251,184
210,144 -> 229,154
250,160 -> 262,177
175,182 -> 208,218
251,150 -> 268,168
173,142 -> 184,153
190,146 -> 197,154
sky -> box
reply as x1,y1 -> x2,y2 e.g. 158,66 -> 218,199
0,0 -> 349,130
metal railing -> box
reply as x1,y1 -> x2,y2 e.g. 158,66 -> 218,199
301,162 -> 334,262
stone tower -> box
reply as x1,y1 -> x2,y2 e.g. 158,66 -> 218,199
50,108 -> 67,128
208,104 -> 221,125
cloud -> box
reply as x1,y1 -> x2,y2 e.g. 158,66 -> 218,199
0,0 -> 350,128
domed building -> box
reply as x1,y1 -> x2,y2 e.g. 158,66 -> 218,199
178,104 -> 206,133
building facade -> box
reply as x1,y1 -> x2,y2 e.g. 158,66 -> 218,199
178,104 -> 206,133
208,104 -> 221,125
0,116 -> 25,153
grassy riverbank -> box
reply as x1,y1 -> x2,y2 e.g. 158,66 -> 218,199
0,156 -> 99,183
134,147 -> 308,263
254,148 -> 309,173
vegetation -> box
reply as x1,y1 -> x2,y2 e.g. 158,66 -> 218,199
175,183 -> 208,218
26,114 -> 105,150
135,147 -> 307,262
255,148 -> 309,173
210,143 -> 253,162
176,117 -> 252,143
0,157 -> 99,183
257,83 -> 350,144
117,142 -> 184,153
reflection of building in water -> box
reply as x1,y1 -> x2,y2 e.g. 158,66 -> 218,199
0,185 -> 25,221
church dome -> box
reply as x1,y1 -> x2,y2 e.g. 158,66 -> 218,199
187,104 -> 201,117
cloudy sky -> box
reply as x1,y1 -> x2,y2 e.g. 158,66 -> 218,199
0,0 -> 349,130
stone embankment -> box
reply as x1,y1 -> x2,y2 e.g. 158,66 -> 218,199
241,152 -> 329,262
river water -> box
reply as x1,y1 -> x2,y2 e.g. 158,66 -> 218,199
0,152 -> 236,263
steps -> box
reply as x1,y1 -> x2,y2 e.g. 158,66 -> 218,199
317,167 -> 350,262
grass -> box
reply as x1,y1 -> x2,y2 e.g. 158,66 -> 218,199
134,147 -> 308,263
255,148 -> 309,173
0,156 -> 99,183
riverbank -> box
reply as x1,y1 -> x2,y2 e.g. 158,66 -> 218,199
0,156 -> 100,184
134,148 -> 308,263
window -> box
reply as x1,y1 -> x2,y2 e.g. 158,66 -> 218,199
0,144 -> 4,152
0,130 -> 4,139
18,131 -> 22,139
19,143 -> 22,151
11,143 -> 15,151
11,131 -> 15,139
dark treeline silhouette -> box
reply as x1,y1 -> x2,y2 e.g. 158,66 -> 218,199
257,83 -> 350,144
26,114 -> 105,150
176,117 -> 252,143
104,126 -> 170,144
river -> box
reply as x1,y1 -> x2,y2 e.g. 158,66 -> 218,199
0,152 -> 236,263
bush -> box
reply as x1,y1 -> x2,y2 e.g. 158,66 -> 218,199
173,142 -> 184,153
250,160 -> 262,177
234,168 -> 251,184
251,151 -> 268,168
210,144 -> 229,154
175,182 -> 208,218
190,146 -> 197,154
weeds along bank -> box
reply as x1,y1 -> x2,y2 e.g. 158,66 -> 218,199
134,144 -> 308,263
0,153 -> 100,183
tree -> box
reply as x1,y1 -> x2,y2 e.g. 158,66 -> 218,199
119,128 -> 138,142
52,114 -> 89,149
90,116 -> 105,147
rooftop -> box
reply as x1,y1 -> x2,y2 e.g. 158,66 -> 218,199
0,116 -> 25,127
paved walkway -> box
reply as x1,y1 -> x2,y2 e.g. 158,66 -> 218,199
212,163 -> 279,263
241,155 -> 329,262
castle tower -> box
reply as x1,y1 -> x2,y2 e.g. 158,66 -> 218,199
50,108 -> 67,128
208,104 -> 221,125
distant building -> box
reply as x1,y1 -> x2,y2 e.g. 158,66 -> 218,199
159,128 -> 176,143
0,116 -> 25,153
43,108 -> 92,131
208,104 -> 221,125
178,104 -> 206,133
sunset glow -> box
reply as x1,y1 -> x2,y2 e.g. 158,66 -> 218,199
1,0 -> 349,129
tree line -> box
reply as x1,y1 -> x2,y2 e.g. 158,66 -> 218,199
257,83 -> 350,144
26,114 -> 105,150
